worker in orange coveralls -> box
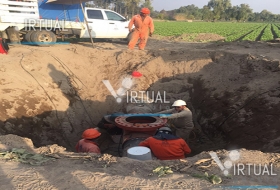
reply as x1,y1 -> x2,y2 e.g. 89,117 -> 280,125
75,128 -> 101,153
139,127 -> 191,160
128,7 -> 154,50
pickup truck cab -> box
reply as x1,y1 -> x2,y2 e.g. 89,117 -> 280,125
81,8 -> 130,39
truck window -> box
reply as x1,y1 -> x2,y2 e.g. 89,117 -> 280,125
87,10 -> 103,19
105,11 -> 124,21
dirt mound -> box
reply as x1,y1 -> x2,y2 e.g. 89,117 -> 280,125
0,134 -> 35,152
195,33 -> 225,42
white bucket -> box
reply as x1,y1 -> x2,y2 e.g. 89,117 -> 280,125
127,146 -> 152,161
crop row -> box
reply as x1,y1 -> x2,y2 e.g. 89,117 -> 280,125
154,22 -> 263,37
275,24 -> 280,29
153,21 -> 277,42
223,24 -> 263,38
242,25 -> 267,41
225,25 -> 262,42
260,24 -> 274,41
272,24 -> 280,38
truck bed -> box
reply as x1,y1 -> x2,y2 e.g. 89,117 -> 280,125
0,0 -> 85,31
0,0 -> 39,23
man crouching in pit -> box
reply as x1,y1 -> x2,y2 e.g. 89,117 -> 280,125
139,127 -> 191,160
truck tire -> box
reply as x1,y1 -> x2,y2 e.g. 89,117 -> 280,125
24,31 -> 36,44
6,27 -> 21,44
30,30 -> 57,46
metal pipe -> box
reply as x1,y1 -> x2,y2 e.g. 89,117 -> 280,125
117,104 -> 167,156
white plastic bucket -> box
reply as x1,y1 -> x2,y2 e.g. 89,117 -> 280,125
127,146 -> 152,161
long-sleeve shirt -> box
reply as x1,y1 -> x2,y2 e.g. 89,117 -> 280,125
158,107 -> 194,130
75,139 -> 101,153
128,14 -> 154,33
139,137 -> 191,160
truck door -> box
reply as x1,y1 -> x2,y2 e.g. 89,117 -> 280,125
104,11 -> 129,38
85,9 -> 108,38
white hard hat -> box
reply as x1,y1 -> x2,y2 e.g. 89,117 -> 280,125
172,100 -> 186,107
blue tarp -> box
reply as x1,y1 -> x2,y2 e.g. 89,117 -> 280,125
38,0 -> 84,22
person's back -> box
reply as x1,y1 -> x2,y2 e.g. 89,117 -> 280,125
75,128 -> 101,154
76,139 -> 100,153
139,127 -> 191,160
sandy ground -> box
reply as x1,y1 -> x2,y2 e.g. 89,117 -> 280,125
0,134 -> 280,189
1,37 -> 280,189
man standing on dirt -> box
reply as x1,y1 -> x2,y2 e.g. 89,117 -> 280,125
139,127 -> 191,160
128,8 -> 154,50
157,100 -> 194,143
75,128 -> 101,153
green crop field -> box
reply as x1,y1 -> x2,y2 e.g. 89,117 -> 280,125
154,21 -> 280,42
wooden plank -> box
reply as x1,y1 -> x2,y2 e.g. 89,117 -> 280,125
0,1 -> 38,6
1,13 -> 39,17
1,16 -> 36,24
0,6 -> 39,12
0,7 -> 39,12
1,13 -> 39,19
8,13 -> 39,17
3,0 -> 38,2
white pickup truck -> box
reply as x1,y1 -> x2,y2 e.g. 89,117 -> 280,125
0,0 -> 130,45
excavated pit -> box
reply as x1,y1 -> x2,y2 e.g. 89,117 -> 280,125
1,42 -> 280,156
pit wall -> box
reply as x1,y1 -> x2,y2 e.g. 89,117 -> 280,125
1,46 -> 280,154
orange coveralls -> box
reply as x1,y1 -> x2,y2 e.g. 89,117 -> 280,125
139,137 -> 191,160
128,14 -> 154,50
75,139 -> 101,153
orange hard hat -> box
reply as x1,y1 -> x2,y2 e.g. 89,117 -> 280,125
141,8 -> 150,14
82,128 -> 101,139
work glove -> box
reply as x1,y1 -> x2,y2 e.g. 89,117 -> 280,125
149,32 -> 153,37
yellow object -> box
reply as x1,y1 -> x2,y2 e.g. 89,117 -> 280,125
153,166 -> 173,177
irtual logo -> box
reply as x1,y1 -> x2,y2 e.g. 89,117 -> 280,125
102,77 -> 133,103
209,150 -> 277,176
102,76 -> 170,104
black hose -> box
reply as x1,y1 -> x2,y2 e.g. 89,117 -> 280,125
51,55 -> 86,89
51,54 -> 97,127
118,130 -> 124,157
20,54 -> 72,148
